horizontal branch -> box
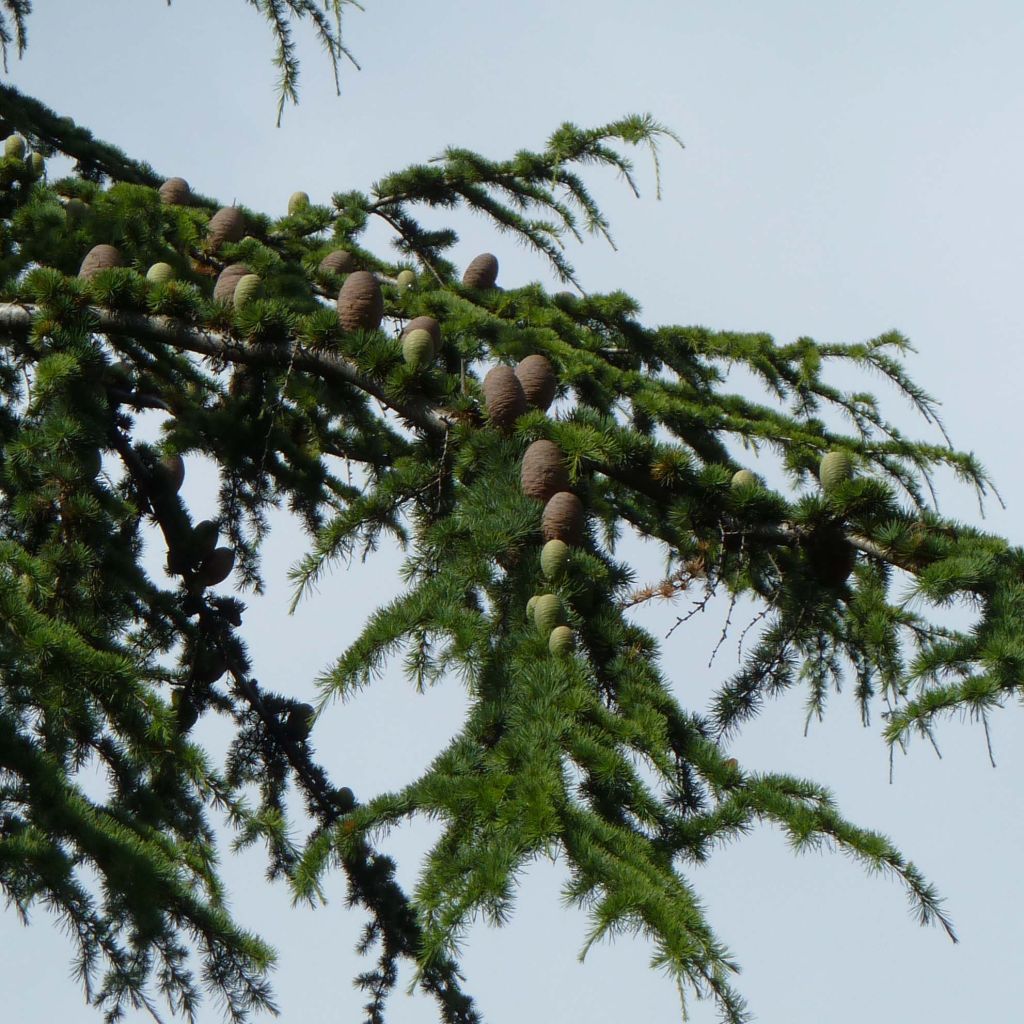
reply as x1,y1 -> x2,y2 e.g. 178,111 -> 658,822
0,302 -> 448,437
0,303 -> 920,580
603,463 -> 924,581
762,523 -> 920,572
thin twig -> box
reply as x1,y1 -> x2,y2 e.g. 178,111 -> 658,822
708,590 -> 737,668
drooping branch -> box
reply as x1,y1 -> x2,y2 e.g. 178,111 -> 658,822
0,3 -> 363,130
108,427 -> 480,1024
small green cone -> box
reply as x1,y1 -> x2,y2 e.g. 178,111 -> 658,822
548,625 -> 574,657
526,595 -> 540,622
819,450 -> 854,493
533,594 -> 564,637
402,328 -> 434,368
288,191 -> 310,215
65,198 -> 88,226
395,269 -> 416,291
540,539 -> 570,579
4,134 -> 25,159
27,152 -> 44,178
146,262 -> 176,285
233,273 -> 263,307
731,469 -> 757,489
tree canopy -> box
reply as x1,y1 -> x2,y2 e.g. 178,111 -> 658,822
1,29 -> 1023,1024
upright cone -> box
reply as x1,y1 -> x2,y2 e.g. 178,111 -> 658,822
319,249 -> 358,276
79,245 -> 123,279
159,177 -> 191,205
336,271 -> 384,331
214,263 -> 251,304
542,492 -> 585,544
462,253 -> 499,289
483,366 -> 528,429
515,355 -> 557,411
521,440 -> 569,502
819,451 -> 854,493
401,316 -> 441,351
207,207 -> 245,250
288,191 -> 311,215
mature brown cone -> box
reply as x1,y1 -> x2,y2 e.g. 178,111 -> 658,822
804,527 -> 857,588
192,520 -> 220,561
285,703 -> 316,741
542,491 -> 585,544
158,177 -> 192,205
336,270 -> 384,332
482,366 -> 528,429
159,453 -> 185,494
194,547 -> 235,589
521,440 -> 569,502
318,249 -> 359,276
400,315 -> 442,352
514,354 -> 557,411
462,252 -> 499,289
78,244 -> 123,279
194,648 -> 228,685
213,263 -> 251,304
207,207 -> 245,250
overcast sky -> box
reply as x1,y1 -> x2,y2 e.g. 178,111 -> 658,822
3,2 -> 1024,1022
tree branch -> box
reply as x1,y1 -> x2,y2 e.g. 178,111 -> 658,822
0,302 -> 448,436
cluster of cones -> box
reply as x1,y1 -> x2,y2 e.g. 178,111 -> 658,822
482,352 -> 583,657
77,173 -> 508,359
2,133 -> 46,180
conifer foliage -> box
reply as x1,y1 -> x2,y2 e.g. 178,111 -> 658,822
0,1 -> 359,124
1,81 -> 1021,1024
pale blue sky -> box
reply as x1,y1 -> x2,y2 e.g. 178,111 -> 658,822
3,2 -> 1024,1022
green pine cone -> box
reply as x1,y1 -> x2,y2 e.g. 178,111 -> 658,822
65,197 -> 88,225
288,191 -> 311,215
402,328 -> 434,367
146,262 -> 176,284
540,539 -> 570,579
548,625 -> 574,657
233,273 -> 263,307
819,450 -> 854,492
533,594 -> 564,637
